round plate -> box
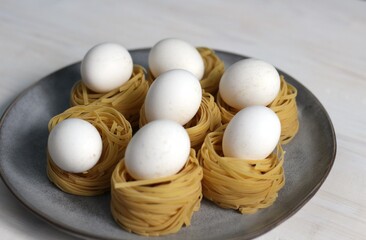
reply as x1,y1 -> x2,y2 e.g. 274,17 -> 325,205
0,49 -> 336,240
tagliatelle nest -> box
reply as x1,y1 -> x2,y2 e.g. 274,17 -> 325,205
147,47 -> 225,95
197,47 -> 225,95
139,91 -> 222,150
198,125 -> 285,214
47,105 -> 132,196
111,149 -> 203,236
70,65 -> 149,129
217,75 -> 299,144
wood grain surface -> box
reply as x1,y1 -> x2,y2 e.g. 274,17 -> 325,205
0,0 -> 365,239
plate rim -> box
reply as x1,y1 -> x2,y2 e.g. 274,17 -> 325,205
0,48 -> 337,240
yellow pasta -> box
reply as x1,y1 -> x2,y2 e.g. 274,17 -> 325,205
139,91 -> 222,150
70,65 -> 149,129
47,105 -> 132,196
267,78 -> 299,144
147,47 -> 225,95
197,47 -> 225,95
198,125 -> 285,214
111,149 -> 203,236
217,75 -> 299,144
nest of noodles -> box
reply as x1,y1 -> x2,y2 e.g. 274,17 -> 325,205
217,75 -> 299,144
198,125 -> 285,214
197,47 -> 225,95
47,105 -> 132,196
111,149 -> 203,236
70,65 -> 149,129
139,91 -> 222,150
147,47 -> 225,95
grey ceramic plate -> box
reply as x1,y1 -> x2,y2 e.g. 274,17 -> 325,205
0,49 -> 336,240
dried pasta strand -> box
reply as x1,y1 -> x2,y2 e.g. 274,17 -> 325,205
47,105 -> 132,196
198,125 -> 285,214
147,47 -> 225,95
70,65 -> 149,129
217,75 -> 299,144
111,149 -> 203,236
139,91 -> 222,150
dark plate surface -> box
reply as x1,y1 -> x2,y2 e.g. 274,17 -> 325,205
0,49 -> 336,240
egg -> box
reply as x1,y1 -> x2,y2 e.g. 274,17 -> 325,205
219,59 -> 280,109
148,38 -> 205,80
124,120 -> 190,180
47,118 -> 103,173
80,42 -> 133,93
222,106 -> 281,160
144,69 -> 202,125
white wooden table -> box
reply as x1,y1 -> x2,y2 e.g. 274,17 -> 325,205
0,0 -> 365,239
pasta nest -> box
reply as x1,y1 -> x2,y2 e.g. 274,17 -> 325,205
111,149 -> 203,236
70,65 -> 149,129
147,47 -> 225,95
47,105 -> 132,196
197,47 -> 225,95
139,91 -> 222,150
217,75 -> 299,144
198,125 -> 285,214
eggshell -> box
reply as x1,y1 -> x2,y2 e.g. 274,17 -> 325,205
222,106 -> 281,160
144,69 -> 202,125
148,38 -> 204,80
219,59 -> 280,109
47,118 -> 103,173
124,120 -> 190,180
81,42 -> 133,93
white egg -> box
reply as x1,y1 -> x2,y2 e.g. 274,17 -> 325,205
124,120 -> 190,180
222,106 -> 281,160
219,59 -> 280,109
144,69 -> 202,125
148,38 -> 204,80
47,118 -> 103,173
80,42 -> 133,93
